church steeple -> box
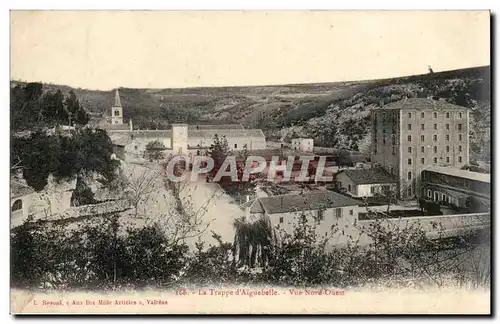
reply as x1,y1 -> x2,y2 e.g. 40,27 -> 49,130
114,89 -> 122,107
111,89 -> 123,125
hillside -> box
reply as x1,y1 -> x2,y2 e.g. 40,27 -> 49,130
11,65 -> 491,162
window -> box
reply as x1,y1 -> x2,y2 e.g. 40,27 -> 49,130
446,156 -> 450,163
392,146 -> 396,155
407,171 -> 412,180
458,156 -> 462,163
407,186 -> 412,197
421,146 -> 425,153
446,124 -> 450,130
318,210 -> 325,221
434,134 -> 438,142
421,158 -> 425,164
279,217 -> 284,224
459,145 -> 462,152
446,112 -> 450,118
114,109 -> 120,116
383,136 -> 386,144
458,123 -> 462,131
134,145 -> 138,150
408,124 -> 412,130
370,186 -> 375,194
459,112 -> 463,118
446,134 -> 450,141
408,147 -> 412,153
421,124 -> 425,130
349,209 -> 354,216
408,112 -> 412,118
335,208 -> 342,219
11,199 -> 22,212
408,135 -> 412,142
433,112 -> 438,118
459,134 -> 463,141
446,146 -> 450,153
408,158 -> 412,165
348,184 -> 352,192
234,144 -> 238,149
421,112 -> 425,118
420,135 -> 425,141
433,124 -> 437,130
427,189 -> 432,198
433,146 -> 437,153
433,157 -> 437,163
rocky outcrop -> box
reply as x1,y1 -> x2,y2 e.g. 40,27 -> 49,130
29,175 -> 77,219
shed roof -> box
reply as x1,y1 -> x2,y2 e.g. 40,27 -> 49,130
336,167 -> 398,185
250,191 -> 360,214
423,165 -> 490,183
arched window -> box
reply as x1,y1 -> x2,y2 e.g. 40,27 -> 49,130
114,109 -> 120,116
11,199 -> 22,212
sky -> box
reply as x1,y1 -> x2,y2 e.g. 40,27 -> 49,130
10,11 -> 490,90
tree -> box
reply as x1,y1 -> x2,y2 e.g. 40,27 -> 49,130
122,164 -> 158,218
206,134 -> 231,181
233,217 -> 273,268
143,140 -> 166,162
65,90 -> 90,125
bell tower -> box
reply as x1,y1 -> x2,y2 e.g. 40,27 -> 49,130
111,89 -> 123,125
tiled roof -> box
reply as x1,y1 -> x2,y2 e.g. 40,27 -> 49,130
379,98 -> 469,110
188,129 -> 265,138
102,124 -> 130,131
337,168 -> 398,185
424,166 -> 490,183
108,130 -> 173,138
250,191 -> 360,214
108,128 -> 265,139
11,182 -> 34,199
188,124 -> 244,130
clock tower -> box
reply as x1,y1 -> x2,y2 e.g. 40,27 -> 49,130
111,89 -> 123,125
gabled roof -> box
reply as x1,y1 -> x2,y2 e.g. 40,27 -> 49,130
378,98 -> 469,111
249,191 -> 360,214
337,167 -> 398,185
424,165 -> 490,183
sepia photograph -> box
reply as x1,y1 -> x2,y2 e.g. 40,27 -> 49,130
9,10 -> 491,314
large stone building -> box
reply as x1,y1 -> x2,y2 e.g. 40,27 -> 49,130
104,89 -> 266,161
371,97 -> 470,198
421,165 -> 490,211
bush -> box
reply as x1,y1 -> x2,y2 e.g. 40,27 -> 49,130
11,216 -> 188,290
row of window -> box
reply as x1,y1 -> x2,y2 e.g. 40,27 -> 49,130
408,123 -> 463,131
408,145 -> 463,154
407,155 -> 463,168
407,134 -> 463,142
408,111 -> 463,119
